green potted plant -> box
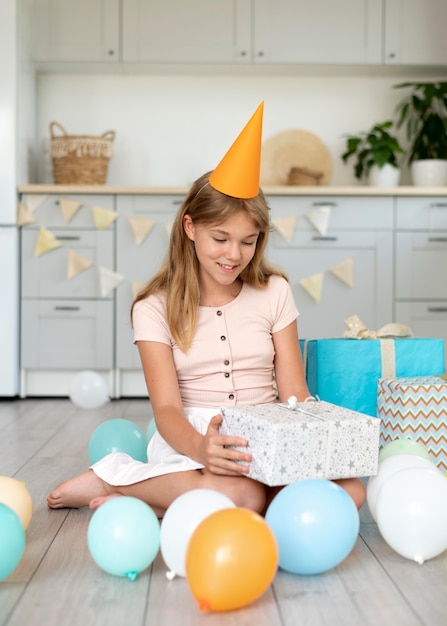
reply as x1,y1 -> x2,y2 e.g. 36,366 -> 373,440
394,81 -> 447,186
341,121 -> 404,186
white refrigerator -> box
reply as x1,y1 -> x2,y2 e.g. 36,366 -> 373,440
0,0 -> 20,396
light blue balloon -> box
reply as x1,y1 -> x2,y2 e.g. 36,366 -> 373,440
0,503 -> 26,581
88,418 -> 148,464
87,496 -> 161,580
265,479 -> 359,575
146,419 -> 157,442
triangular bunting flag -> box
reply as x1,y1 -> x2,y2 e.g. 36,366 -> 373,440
25,194 -> 48,213
92,206 -> 119,230
67,250 -> 93,279
299,272 -> 324,303
34,227 -> 62,257
304,205 -> 332,236
129,216 -> 156,246
272,215 -> 297,243
17,202 -> 36,227
59,197 -> 83,223
131,280 -> 145,299
99,267 -> 125,297
330,258 -> 354,287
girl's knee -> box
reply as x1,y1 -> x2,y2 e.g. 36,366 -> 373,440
223,477 -> 266,514
199,472 -> 266,514
238,479 -> 266,514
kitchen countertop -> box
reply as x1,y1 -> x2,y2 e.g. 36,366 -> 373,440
17,184 -> 447,196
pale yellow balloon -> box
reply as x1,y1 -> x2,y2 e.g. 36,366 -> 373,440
0,476 -> 33,530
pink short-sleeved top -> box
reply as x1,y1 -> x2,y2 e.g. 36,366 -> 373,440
132,275 -> 298,408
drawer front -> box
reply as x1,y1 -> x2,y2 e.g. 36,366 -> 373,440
21,229 -> 114,298
266,196 -> 394,231
396,197 -> 447,230
395,232 -> 447,299
21,299 -> 114,368
117,194 -> 184,219
21,194 -> 115,228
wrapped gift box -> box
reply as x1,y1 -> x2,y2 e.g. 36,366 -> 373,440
304,338 -> 445,417
378,376 -> 447,473
220,400 -> 380,486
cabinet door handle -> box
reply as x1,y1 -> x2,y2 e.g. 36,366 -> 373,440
56,236 -> 81,241
429,203 -> 447,208
312,236 -> 338,242
312,202 -> 338,207
54,306 -> 81,311
428,237 -> 447,242
427,307 -> 447,313
172,200 -> 182,205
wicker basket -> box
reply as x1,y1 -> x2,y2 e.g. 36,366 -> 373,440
49,121 -> 115,184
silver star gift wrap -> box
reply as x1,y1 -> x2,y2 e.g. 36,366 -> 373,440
220,401 -> 380,486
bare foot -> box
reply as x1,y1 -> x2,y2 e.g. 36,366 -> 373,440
47,470 -> 112,509
89,493 -> 122,510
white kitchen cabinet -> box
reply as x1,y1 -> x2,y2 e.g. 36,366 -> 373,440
21,228 -> 113,299
395,232 -> 447,300
385,0 -> 447,65
31,0 -> 120,63
20,193 -> 117,397
122,0 -> 382,65
266,195 -> 394,339
115,193 -> 185,396
21,299 -> 113,369
394,196 -> 447,369
122,0 -> 251,63
254,0 -> 382,65
396,197 -> 447,231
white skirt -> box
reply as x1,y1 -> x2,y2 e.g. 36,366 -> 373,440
90,407 -> 216,486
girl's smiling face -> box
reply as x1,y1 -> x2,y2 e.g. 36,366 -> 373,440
183,211 -> 260,291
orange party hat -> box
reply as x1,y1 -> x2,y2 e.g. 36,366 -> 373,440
209,102 -> 264,198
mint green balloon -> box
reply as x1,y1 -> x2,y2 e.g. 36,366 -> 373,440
87,497 -> 160,580
0,503 -> 26,581
88,419 -> 148,464
378,439 -> 433,465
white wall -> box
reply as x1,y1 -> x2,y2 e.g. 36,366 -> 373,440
36,72 -> 439,187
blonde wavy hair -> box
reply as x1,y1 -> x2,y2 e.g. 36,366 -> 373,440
131,171 -> 287,351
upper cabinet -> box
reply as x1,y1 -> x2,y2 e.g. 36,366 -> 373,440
385,0 -> 447,65
32,0 -> 120,63
121,0 -> 382,65
30,0 -> 447,68
253,0 -> 382,64
122,0 -> 251,63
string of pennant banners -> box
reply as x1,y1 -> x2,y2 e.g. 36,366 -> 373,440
17,195 -> 354,303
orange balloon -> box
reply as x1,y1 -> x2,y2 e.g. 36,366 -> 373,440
0,476 -> 33,530
185,507 -> 278,612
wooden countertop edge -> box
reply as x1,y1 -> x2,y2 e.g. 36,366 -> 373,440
17,184 -> 447,197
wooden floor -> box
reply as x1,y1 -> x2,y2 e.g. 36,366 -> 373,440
0,398 -> 446,626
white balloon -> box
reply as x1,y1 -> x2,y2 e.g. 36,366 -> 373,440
376,467 -> 447,564
69,370 -> 110,409
160,489 -> 236,577
367,454 -> 436,521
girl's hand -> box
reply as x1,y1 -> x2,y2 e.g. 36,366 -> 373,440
200,414 -> 252,476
